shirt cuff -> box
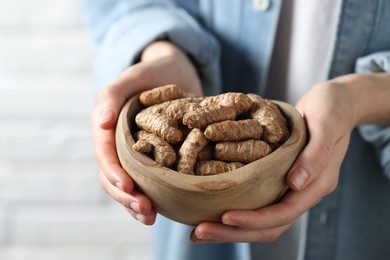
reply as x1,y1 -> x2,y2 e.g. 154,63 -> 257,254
355,51 -> 390,179
94,4 -> 221,96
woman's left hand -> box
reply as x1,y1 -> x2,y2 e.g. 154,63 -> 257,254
190,77 -> 357,243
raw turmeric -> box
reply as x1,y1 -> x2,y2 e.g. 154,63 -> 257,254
139,84 -> 183,106
204,119 -> 263,141
176,129 -> 209,175
247,94 -> 290,143
141,100 -> 173,114
195,160 -> 245,176
133,130 -> 177,167
200,92 -> 253,114
165,99 -> 201,121
135,112 -> 182,144
142,96 -> 203,114
197,143 -> 214,161
132,86 -> 292,175
214,139 -> 272,163
132,139 -> 153,153
183,105 -> 236,129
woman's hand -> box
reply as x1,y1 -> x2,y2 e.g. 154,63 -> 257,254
92,41 -> 203,225
190,73 -> 390,243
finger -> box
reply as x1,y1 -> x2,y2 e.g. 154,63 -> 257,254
91,64 -> 174,192
223,134 -> 349,231
287,132 -> 332,191
92,123 -> 135,193
193,180 -> 323,243
123,207 -> 144,223
124,208 -> 157,226
286,101 -> 345,191
287,117 -> 351,192
99,171 -> 155,217
289,86 -> 351,191
190,222 -> 291,243
93,64 -> 154,130
93,84 -> 134,130
93,84 -> 127,131
221,179 -> 327,230
96,59 -> 180,115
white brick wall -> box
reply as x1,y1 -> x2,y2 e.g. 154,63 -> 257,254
8,205 -> 152,244
0,207 -> 6,243
0,0 -> 153,259
0,0 -> 82,30
0,32 -> 93,74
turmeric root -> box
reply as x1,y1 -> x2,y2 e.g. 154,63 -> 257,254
214,139 -> 272,163
247,94 -> 290,143
204,119 -> 263,141
183,105 -> 236,129
200,92 -> 253,114
141,100 -> 173,114
133,130 -> 176,167
139,84 -> 183,106
176,129 -> 209,175
141,96 -> 204,114
135,112 -> 182,144
198,143 -> 214,161
132,87 -> 291,175
195,160 -> 245,176
165,100 -> 201,121
132,139 -> 153,153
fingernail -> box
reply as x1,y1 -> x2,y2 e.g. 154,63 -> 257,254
197,233 -> 215,240
99,107 -> 114,124
290,168 -> 309,190
131,202 -> 140,213
136,214 -> 144,223
222,217 -> 238,227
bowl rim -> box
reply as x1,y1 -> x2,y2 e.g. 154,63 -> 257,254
116,95 -> 307,192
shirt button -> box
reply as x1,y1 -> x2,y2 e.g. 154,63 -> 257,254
253,0 -> 270,11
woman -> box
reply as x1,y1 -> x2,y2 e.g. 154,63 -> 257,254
83,0 -> 390,259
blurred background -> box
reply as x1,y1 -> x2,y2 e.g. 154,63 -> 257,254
0,0 -> 153,259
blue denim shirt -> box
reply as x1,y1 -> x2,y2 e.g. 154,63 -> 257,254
82,0 -> 390,259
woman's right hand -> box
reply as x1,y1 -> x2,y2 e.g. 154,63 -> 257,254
92,41 -> 203,225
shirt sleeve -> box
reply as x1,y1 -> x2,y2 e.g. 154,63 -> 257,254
355,51 -> 390,179
81,0 -> 221,95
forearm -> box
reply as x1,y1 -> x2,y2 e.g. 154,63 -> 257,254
332,73 -> 390,126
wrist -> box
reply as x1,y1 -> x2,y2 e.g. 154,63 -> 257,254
141,41 -> 187,62
332,73 -> 390,126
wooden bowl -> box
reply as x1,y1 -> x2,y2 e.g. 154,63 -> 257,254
116,95 -> 306,225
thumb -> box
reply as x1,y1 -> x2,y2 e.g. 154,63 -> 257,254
287,126 -> 333,191
95,83 -> 128,130
95,65 -> 152,130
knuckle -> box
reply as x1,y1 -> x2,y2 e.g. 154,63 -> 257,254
324,178 -> 338,195
307,142 -> 331,174
282,214 -> 294,227
278,202 -> 298,226
98,82 -> 120,101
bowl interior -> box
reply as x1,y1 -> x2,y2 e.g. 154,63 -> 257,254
116,95 -> 307,224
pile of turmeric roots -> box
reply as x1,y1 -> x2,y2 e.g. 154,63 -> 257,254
132,84 -> 290,176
